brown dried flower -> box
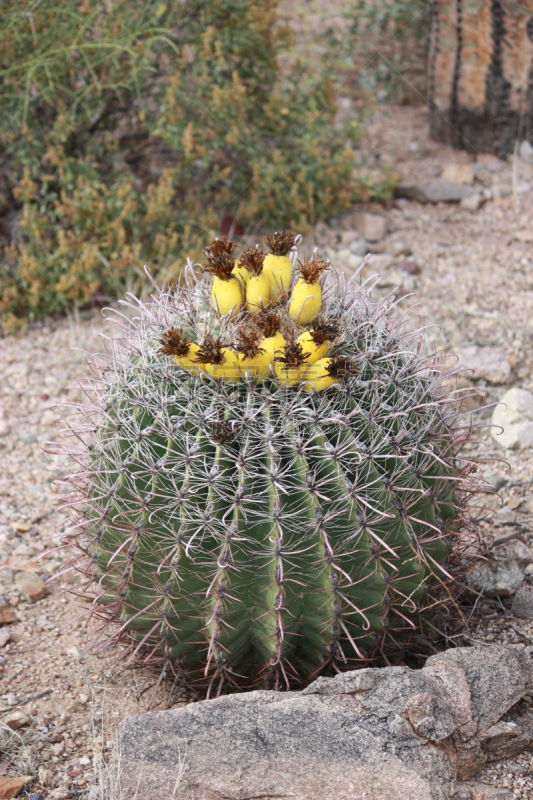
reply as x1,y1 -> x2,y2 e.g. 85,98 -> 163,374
158,327 -> 192,358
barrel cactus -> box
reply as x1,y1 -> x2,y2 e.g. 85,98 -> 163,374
59,232 -> 479,699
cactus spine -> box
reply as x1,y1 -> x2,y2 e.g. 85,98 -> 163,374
58,232 -> 480,699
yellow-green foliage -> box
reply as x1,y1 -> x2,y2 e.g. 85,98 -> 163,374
0,0 -> 380,329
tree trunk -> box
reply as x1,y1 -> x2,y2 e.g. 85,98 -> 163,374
428,0 -> 533,157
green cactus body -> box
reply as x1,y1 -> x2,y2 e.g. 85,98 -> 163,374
61,255 -> 477,697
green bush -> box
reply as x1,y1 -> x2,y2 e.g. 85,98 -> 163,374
0,0 -> 382,329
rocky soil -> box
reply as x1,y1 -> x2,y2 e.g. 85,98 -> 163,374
1,103 -> 533,798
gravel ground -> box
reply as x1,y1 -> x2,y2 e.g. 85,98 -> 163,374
1,104 -> 533,798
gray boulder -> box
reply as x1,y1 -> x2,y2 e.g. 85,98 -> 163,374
492,388 -> 533,450
116,645 -> 533,800
395,179 -> 471,204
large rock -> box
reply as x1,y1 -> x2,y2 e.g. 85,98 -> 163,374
492,388 -> 533,450
455,346 -> 511,385
116,646 -> 533,800
395,179 -> 471,204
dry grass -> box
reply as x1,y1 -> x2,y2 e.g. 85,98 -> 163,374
88,684 -> 185,800
0,717 -> 47,789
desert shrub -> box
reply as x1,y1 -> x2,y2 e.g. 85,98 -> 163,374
0,0 -> 379,329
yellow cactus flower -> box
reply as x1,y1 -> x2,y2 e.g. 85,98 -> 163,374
232,259 -> 249,290
274,341 -> 309,386
289,253 -> 330,325
263,230 -> 296,303
192,335 -> 241,383
296,318 -> 340,363
240,245 -> 270,315
203,236 -> 244,317
297,330 -> 328,363
211,275 -> 243,317
158,327 -> 206,375
255,310 -> 286,374
303,355 -> 358,393
234,328 -> 271,380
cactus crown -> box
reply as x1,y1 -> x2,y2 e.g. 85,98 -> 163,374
205,235 -> 237,259
256,309 -> 282,338
310,318 -> 340,345
193,333 -> 226,364
241,244 -> 266,275
158,327 -> 192,358
54,233 -> 482,702
234,328 -> 266,358
274,341 -> 308,369
297,253 -> 330,283
266,230 -> 296,256
203,237 -> 237,281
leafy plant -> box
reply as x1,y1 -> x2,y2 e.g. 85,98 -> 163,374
0,0 -> 378,330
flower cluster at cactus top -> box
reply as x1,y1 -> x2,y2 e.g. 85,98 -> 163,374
160,231 -> 348,392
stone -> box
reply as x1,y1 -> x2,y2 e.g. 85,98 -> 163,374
37,769 -> 53,787
519,139 -> 533,164
484,472 -> 507,491
463,783 -> 512,799
349,238 -> 370,255
398,260 -> 420,275
47,790 -> 70,800
513,229 -> 533,243
390,240 -> 411,257
507,496 -> 522,511
18,433 -> 36,445
0,415 -> 9,438
460,191 -> 482,212
0,629 -> 11,648
455,346 -> 512,385
67,700 -> 86,714
469,540 -> 533,595
380,269 -> 416,291
492,388 -> 533,450
495,506 -> 517,525
6,557 -> 41,573
339,230 -> 361,246
512,584 -> 533,619
395,179 -> 470,204
0,600 -> 16,625
14,572 -> 48,603
50,741 -> 65,757
353,212 -> 388,242
442,163 -> 474,185
116,645 -> 532,800
4,711 -> 30,731
0,778 -> 24,800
